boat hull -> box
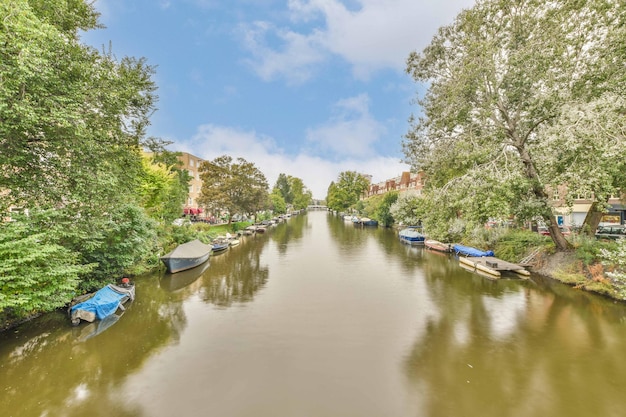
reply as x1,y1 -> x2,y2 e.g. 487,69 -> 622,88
161,252 -> 210,273
424,239 -> 452,252
398,228 -> 425,245
160,239 -> 213,273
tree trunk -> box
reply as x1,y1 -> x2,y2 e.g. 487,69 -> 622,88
582,201 -> 605,237
545,215 -> 570,250
510,132 -> 571,251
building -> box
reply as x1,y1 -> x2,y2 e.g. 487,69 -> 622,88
177,152 -> 205,217
365,171 -> 426,198
364,172 -> 625,227
553,191 -> 625,227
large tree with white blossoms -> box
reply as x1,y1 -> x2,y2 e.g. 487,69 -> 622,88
403,0 -> 625,250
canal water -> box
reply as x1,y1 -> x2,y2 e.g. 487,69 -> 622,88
2,210 -> 626,417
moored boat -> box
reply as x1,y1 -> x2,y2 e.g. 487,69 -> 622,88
398,227 -> 425,245
453,244 -> 494,257
69,280 -> 136,326
161,259 -> 210,292
424,239 -> 452,252
354,217 -> 378,227
160,239 -> 213,273
212,241 -> 230,253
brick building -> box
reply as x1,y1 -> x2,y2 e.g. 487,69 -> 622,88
365,171 -> 426,198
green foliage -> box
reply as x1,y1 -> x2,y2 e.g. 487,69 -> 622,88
142,146 -> 192,223
272,174 -> 312,210
290,177 -> 313,210
493,230 -> 551,263
390,192 -> 425,227
269,188 -> 287,214
274,174 -> 293,204
599,238 -> 626,299
198,155 -> 269,220
139,156 -> 179,221
326,171 -> 369,212
376,192 -> 398,227
64,205 -> 159,285
402,0 -> 624,251
360,192 -> 399,227
0,0 -> 157,216
576,236 -> 615,266
0,218 -> 94,320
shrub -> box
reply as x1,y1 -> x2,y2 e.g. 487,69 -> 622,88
0,220 -> 94,322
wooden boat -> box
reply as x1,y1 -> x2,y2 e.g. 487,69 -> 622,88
160,239 -> 213,273
453,244 -> 494,257
69,281 -> 136,326
424,239 -> 452,252
399,227 -> 425,245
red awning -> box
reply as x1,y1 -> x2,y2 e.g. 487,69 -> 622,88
183,207 -> 203,215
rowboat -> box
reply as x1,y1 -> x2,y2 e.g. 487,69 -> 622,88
424,239 -> 452,252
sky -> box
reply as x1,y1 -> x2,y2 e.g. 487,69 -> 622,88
82,0 -> 475,199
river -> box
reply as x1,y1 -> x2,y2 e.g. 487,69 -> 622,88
1,210 -> 626,417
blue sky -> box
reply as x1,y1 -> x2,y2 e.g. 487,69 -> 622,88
83,0 -> 475,199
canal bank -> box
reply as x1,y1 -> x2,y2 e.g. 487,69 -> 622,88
531,249 -> 626,302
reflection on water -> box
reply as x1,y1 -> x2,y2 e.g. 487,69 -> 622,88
1,211 -> 626,417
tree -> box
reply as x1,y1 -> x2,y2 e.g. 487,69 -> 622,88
269,189 -> 287,214
274,174 -> 293,205
325,171 -> 370,212
0,0 -> 157,217
403,0 -> 624,250
375,192 -> 399,227
198,155 -> 269,222
142,140 -> 193,222
289,177 -> 313,210
536,95 -> 626,235
0,217 -> 94,321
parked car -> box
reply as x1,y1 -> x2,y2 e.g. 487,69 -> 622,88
539,226 -> 571,236
172,218 -> 192,226
596,225 -> 626,240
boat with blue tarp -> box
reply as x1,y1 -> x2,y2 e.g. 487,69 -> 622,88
399,227 -> 425,245
453,244 -> 494,257
69,281 -> 135,326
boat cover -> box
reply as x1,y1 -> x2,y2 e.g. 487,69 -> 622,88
453,244 -> 494,257
70,284 -> 135,323
399,228 -> 425,239
161,239 -> 213,260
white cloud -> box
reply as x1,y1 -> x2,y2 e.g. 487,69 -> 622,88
305,93 -> 386,158
239,21 -> 326,84
179,124 -> 408,199
241,0 -> 475,82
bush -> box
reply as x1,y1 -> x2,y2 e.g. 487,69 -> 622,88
493,229 -> 551,262
0,219 -> 94,322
